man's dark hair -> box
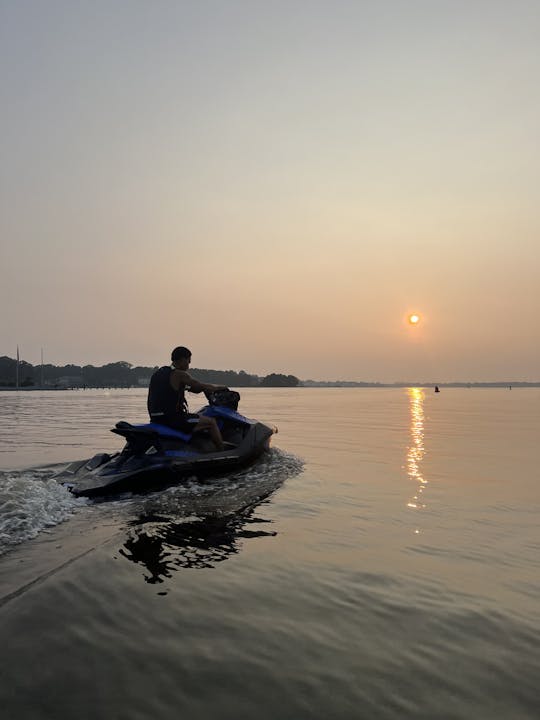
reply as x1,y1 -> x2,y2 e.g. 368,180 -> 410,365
171,346 -> 192,362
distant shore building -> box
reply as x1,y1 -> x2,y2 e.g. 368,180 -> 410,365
54,375 -> 84,388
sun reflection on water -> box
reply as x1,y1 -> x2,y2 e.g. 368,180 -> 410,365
406,388 -> 427,517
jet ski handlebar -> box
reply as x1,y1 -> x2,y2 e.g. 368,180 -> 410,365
205,388 -> 241,411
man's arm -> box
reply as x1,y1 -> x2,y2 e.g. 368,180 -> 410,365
170,370 -> 226,394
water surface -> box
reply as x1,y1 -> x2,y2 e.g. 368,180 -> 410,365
1,388 -> 539,719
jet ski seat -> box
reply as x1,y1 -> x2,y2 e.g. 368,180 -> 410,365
113,421 -> 193,442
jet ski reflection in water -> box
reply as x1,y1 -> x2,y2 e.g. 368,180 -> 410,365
120,509 -> 278,581
56,389 -> 276,498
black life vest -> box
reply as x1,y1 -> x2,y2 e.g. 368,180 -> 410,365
147,366 -> 187,418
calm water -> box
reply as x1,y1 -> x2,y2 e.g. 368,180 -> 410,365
0,387 -> 539,719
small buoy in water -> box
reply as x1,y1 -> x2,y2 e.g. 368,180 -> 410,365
434,386 -> 440,393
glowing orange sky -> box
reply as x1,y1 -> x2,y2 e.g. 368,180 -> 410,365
1,2 -> 540,382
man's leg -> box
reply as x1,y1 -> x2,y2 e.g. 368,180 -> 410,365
194,416 -> 224,451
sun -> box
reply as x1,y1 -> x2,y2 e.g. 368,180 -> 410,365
408,313 -> 420,325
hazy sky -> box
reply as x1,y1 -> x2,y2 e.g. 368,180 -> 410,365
1,0 -> 539,382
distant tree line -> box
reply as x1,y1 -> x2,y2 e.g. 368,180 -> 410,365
0,356 -> 300,388
259,373 -> 301,387
2,356 -> 538,388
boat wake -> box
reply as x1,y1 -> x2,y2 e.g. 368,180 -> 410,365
0,467 -> 85,555
0,449 -> 303,558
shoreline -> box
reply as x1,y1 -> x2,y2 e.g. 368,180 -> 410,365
1,384 -> 539,392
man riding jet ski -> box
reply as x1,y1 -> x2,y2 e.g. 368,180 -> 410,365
147,346 -> 229,450
56,347 -> 275,498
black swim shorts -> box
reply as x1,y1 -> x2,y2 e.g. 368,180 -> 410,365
150,412 -> 200,434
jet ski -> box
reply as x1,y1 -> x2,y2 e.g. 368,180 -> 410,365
55,390 -> 276,498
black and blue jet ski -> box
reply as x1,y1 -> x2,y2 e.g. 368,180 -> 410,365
56,390 -> 276,498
